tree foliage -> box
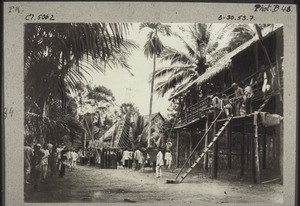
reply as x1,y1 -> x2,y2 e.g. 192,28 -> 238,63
24,23 -> 137,144
154,23 -> 262,97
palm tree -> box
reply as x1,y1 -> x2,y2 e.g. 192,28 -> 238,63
25,23 -> 137,114
139,23 -> 171,147
25,23 -> 137,143
153,23 -> 257,97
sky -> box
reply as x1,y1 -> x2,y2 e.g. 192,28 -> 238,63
83,23 -> 234,117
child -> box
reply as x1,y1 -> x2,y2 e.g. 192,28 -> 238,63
164,150 -> 172,169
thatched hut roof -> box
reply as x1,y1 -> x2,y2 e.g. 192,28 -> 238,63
169,25 -> 283,100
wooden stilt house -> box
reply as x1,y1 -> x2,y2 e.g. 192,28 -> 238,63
171,25 -> 283,184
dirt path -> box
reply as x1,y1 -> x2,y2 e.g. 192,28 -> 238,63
25,165 -> 283,203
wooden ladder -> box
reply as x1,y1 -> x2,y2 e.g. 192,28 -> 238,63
176,116 -> 233,183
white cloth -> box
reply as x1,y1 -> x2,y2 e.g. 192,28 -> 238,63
164,152 -> 172,161
156,165 -> 162,177
47,143 -> 53,153
165,152 -> 172,169
66,151 -> 71,160
156,151 -> 164,166
41,149 -> 50,165
122,150 -> 130,160
212,96 -> 223,109
57,148 -> 63,159
244,86 -> 254,99
70,151 -> 78,161
128,151 -> 133,160
134,150 -> 143,164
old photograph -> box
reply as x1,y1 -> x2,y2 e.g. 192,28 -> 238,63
23,22 -> 285,204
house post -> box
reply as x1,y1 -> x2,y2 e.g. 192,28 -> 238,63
212,110 -> 218,178
176,130 -> 180,168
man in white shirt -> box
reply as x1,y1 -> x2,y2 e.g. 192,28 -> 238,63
41,144 -> 50,182
122,148 -> 130,168
156,148 -> 164,178
134,148 -> 143,170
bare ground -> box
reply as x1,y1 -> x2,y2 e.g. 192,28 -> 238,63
24,165 -> 283,204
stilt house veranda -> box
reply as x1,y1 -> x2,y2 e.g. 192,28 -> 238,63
171,25 -> 283,184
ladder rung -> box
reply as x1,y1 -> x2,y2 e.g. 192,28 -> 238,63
177,117 -> 233,183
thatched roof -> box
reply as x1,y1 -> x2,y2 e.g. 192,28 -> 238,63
169,25 -> 283,100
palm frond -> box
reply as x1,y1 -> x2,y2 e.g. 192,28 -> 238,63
160,46 -> 195,65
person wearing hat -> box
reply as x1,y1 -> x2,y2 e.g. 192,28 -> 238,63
155,147 -> 164,178
232,83 -> 244,116
31,144 -> 45,191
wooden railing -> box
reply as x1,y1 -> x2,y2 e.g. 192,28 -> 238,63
177,97 -> 211,127
176,60 -> 283,128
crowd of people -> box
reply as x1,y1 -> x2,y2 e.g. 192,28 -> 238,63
24,141 -> 81,192
211,81 -> 255,118
119,147 -> 173,178
25,140 -> 174,192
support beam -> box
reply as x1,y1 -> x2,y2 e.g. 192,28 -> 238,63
176,131 -> 180,168
246,134 -> 250,169
262,128 -> 267,169
227,123 -> 232,170
279,120 -> 283,185
203,116 -> 209,170
212,110 -> 218,179
254,123 -> 261,183
241,120 -> 245,176
83,132 -> 86,157
189,131 -> 192,166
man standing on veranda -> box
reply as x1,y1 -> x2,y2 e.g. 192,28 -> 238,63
232,83 -> 244,116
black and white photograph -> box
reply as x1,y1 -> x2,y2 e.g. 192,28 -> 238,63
23,22 -> 285,203
2,2 -> 297,206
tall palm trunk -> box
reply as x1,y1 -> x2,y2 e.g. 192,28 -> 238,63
148,55 -> 156,147
41,99 -> 49,144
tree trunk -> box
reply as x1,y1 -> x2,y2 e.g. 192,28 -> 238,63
148,55 -> 156,147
